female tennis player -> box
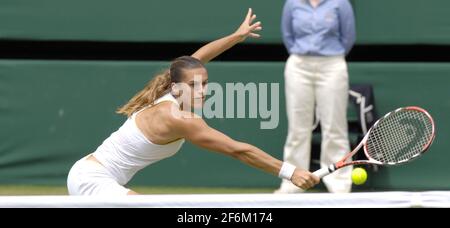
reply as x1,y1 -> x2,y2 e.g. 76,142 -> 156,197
67,9 -> 320,195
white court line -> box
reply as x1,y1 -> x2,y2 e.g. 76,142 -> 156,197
0,191 -> 449,208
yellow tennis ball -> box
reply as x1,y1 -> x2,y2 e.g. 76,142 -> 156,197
352,168 -> 367,185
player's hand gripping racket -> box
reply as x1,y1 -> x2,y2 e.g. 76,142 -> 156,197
313,106 -> 435,178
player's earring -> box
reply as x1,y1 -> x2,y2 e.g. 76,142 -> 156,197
171,83 -> 181,97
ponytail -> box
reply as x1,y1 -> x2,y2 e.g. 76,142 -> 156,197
116,70 -> 171,117
116,56 -> 204,117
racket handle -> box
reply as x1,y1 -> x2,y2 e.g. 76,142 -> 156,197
313,165 -> 336,178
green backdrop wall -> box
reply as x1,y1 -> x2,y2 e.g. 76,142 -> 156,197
1,0 -> 449,44
0,60 -> 448,190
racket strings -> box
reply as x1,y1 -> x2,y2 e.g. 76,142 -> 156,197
366,110 -> 434,164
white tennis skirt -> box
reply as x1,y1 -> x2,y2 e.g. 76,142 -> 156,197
67,155 -> 130,196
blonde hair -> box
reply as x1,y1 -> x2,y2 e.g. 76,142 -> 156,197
116,56 -> 204,117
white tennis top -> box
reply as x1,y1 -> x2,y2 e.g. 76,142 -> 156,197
92,93 -> 185,185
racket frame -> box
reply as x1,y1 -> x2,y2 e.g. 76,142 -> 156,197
313,106 -> 435,178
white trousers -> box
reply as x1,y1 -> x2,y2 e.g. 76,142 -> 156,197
278,55 -> 352,193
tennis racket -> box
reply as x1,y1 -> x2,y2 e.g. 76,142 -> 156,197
313,106 -> 435,178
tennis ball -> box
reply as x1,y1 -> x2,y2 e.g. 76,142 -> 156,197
351,168 -> 367,185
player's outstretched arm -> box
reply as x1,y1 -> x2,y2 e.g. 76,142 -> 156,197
191,8 -> 262,64
170,111 -> 319,190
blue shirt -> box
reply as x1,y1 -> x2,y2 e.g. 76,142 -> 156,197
282,0 -> 356,56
